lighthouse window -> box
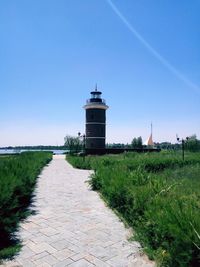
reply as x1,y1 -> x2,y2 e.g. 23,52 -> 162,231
93,93 -> 100,99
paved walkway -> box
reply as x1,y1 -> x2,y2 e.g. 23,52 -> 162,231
2,155 -> 154,267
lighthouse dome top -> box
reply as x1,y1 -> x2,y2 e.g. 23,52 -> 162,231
83,86 -> 109,110
90,87 -> 102,95
90,85 -> 102,99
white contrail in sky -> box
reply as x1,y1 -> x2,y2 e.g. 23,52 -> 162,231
106,0 -> 200,95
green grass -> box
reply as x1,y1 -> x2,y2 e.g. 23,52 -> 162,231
0,152 -> 52,261
67,152 -> 200,267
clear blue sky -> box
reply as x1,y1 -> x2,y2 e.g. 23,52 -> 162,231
0,0 -> 199,146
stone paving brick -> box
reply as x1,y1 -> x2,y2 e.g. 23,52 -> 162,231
31,251 -> 49,261
40,254 -> 59,265
83,254 -> 111,267
39,227 -> 59,237
53,258 -> 74,267
2,155 -> 154,267
68,259 -> 94,267
87,246 -> 116,262
21,222 -> 40,231
0,262 -> 22,267
106,255 -> 129,267
34,262 -> 51,267
16,259 -> 35,267
18,247 -> 35,259
42,243 -> 58,254
30,234 -> 52,244
51,240 -> 72,251
52,248 -> 76,261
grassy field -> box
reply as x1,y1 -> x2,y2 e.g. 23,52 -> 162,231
0,152 -> 52,261
67,151 -> 200,267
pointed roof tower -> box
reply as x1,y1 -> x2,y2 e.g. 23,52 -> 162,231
145,123 -> 154,146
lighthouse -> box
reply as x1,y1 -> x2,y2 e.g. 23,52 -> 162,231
83,86 -> 109,153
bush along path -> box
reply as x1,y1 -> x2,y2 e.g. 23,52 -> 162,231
1,155 -> 154,267
0,152 -> 52,262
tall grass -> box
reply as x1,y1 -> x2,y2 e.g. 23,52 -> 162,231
0,152 -> 52,260
67,152 -> 200,267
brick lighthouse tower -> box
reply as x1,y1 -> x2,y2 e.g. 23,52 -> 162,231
83,86 -> 109,154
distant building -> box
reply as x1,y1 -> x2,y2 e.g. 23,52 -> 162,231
83,87 -> 109,151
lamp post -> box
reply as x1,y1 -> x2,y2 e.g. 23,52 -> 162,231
78,132 -> 86,158
176,135 -> 189,161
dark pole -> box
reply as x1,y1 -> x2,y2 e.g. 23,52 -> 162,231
182,139 -> 184,161
83,135 -> 86,152
176,135 -> 188,161
78,132 -> 86,160
83,134 -> 86,161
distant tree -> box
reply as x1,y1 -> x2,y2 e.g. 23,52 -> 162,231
186,135 -> 200,152
156,142 -> 173,150
131,136 -> 143,149
131,138 -> 137,148
137,136 -> 143,148
64,135 -> 82,154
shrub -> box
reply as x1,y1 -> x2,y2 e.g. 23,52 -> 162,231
0,152 -> 52,260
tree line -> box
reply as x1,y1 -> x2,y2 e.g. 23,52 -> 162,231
64,134 -> 200,153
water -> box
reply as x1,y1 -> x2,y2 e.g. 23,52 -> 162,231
0,149 -> 68,155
